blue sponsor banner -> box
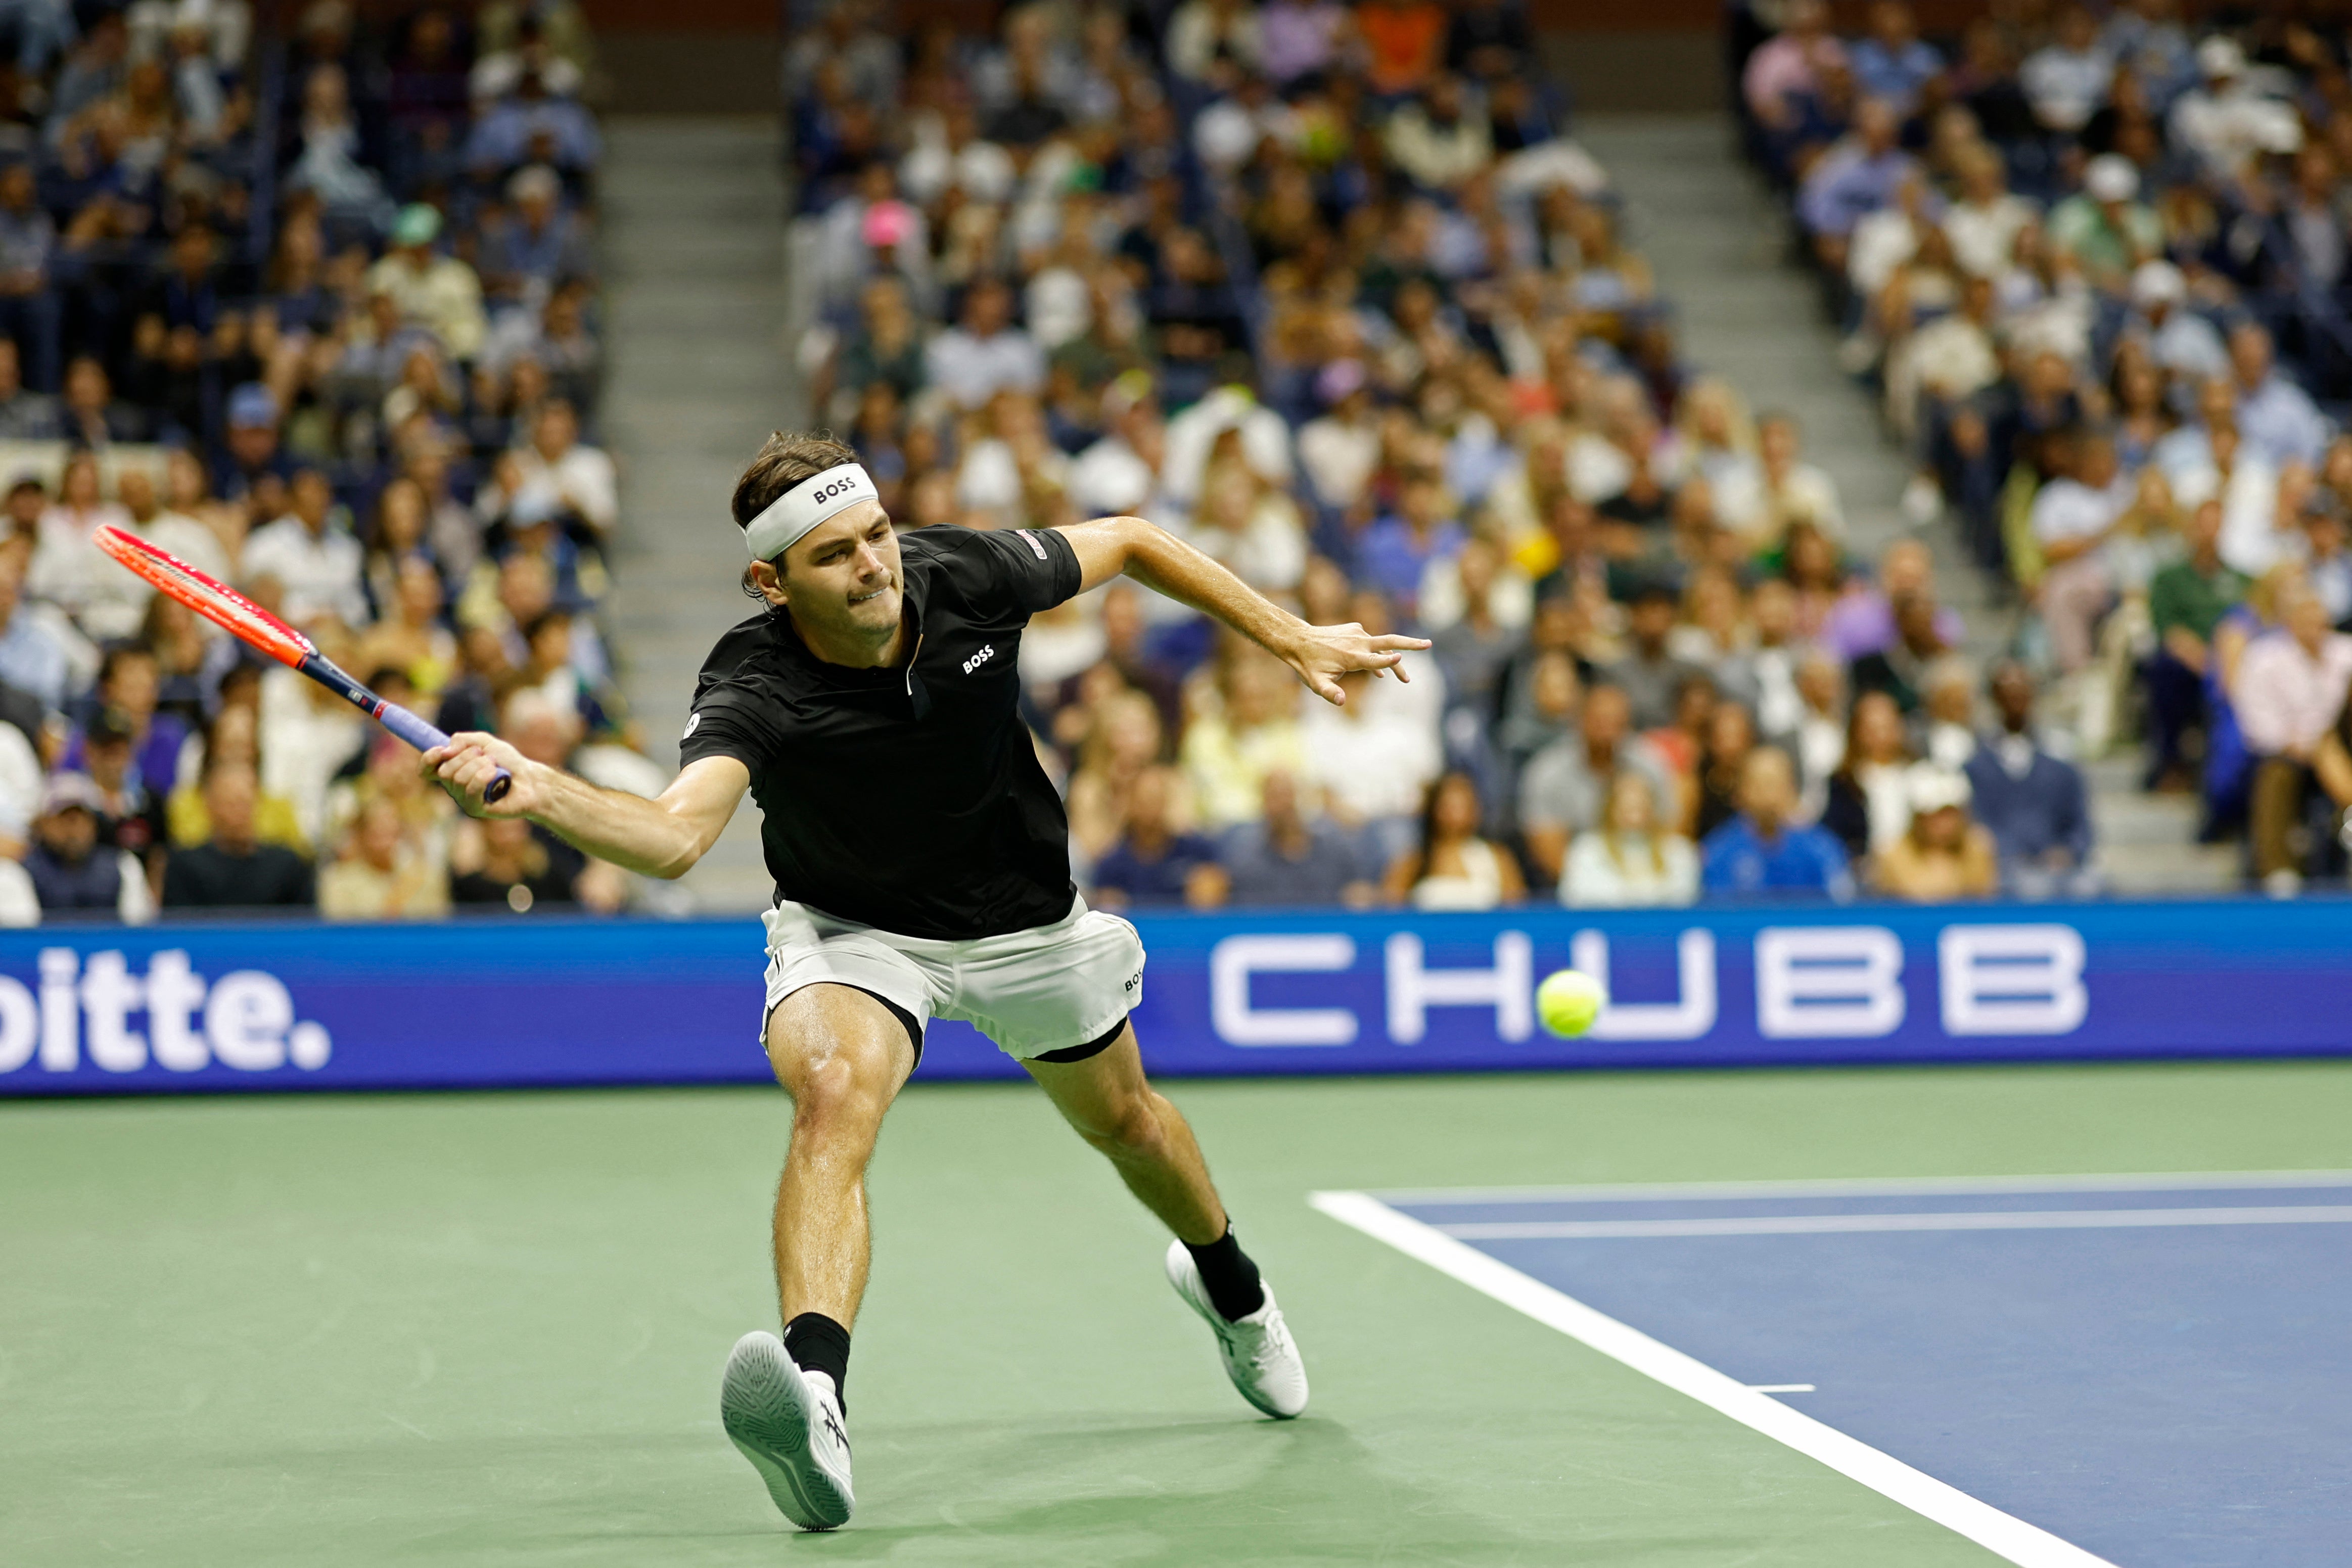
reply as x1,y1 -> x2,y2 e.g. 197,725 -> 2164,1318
2,901 -> 2349,1096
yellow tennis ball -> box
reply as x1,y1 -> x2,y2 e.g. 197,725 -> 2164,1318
1537,968 -> 1606,1038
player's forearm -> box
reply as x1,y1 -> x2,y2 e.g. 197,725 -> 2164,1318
1098,516 -> 1303,659
524,765 -> 718,880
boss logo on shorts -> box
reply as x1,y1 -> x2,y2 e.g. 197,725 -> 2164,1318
962,644 -> 996,674
1125,971 -> 1141,994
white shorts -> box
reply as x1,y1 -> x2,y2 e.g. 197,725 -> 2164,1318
759,896 -> 1145,1061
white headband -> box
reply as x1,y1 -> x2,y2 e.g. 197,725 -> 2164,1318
743,463 -> 880,561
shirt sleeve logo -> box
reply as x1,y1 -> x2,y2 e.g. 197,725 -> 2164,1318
1013,529 -> 1049,561
682,711 -> 702,739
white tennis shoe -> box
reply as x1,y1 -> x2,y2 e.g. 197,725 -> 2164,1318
1164,1239 -> 1309,1418
720,1330 -> 855,1531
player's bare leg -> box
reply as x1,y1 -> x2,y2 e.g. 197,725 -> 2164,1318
1027,1025 -> 1308,1417
764,984 -> 918,1323
721,983 -> 915,1532
1025,1023 -> 1226,1242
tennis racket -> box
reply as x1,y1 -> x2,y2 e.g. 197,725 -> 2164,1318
93,523 -> 512,803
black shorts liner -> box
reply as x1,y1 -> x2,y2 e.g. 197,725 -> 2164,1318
843,991 -> 1127,1071
1030,1017 -> 1129,1065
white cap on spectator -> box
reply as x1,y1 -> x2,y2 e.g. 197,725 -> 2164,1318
1908,766 -> 1972,817
508,164 -> 560,205
2131,260 -> 2187,308
2085,155 -> 2139,204
2196,34 -> 2245,80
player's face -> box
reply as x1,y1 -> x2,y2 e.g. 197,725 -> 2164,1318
781,501 -> 903,646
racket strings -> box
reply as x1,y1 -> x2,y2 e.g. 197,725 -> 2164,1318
94,525 -> 313,667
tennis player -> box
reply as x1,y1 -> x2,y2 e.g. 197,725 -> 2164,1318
423,433 -> 1426,1531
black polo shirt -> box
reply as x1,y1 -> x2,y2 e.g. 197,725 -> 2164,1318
678,523 -> 1085,940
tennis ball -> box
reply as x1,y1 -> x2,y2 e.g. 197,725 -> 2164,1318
1536,968 -> 1606,1039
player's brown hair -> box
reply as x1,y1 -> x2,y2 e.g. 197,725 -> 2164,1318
733,431 -> 862,599
731,431 -> 861,529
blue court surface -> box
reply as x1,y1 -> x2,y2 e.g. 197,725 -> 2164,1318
1315,1174 -> 2352,1568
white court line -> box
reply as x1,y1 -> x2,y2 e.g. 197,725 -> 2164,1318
1749,1384 -> 1816,1394
1310,1189 -> 2122,1568
1370,1169 -> 2352,1207
1440,1204 -> 2352,1240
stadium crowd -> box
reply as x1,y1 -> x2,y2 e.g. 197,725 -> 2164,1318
1735,0 -> 2352,894
0,0 -> 639,925
788,0 -> 2105,913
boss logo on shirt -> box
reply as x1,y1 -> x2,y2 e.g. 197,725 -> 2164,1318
1014,529 -> 1049,561
961,644 -> 996,674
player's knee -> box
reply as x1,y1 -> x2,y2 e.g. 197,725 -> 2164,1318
1081,1093 -> 1168,1160
783,1053 -> 889,1138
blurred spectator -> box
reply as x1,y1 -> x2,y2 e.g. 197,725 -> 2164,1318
1298,667 -> 1439,858
1848,2 -> 1940,119
168,704 -> 306,854
0,163 -> 60,395
0,540 -> 70,708
1700,746 -> 1852,899
28,452 -> 134,638
449,815 -> 585,913
507,398 -> 615,542
1849,592 -> 1953,713
1183,651 -> 1306,831
1089,764 -> 1224,910
1743,0 -> 1844,136
2144,498 -> 2244,791
1872,766 -> 1997,901
1223,770 -> 1375,908
1610,580 -> 1708,730
1797,98 -> 1913,275
2169,35 -> 2300,185
24,772 -> 151,923
925,276 -> 1042,412
1384,770 -> 1524,910
1561,769 -> 1698,907
2022,6 -> 2116,136
1966,661 -> 2098,899
320,795 -> 450,919
1519,682 -> 1674,888
0,345 -> 59,447
1821,688 -> 1916,863
2227,324 -> 2329,474
2235,585 -> 2352,893
243,469 -> 366,627
367,204 -> 488,361
2030,428 -> 2129,673
161,762 -> 316,909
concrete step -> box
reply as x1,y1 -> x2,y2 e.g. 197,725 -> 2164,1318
601,114 -> 801,912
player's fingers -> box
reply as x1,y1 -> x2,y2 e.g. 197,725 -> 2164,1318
1371,634 -> 1432,652
1308,671 -> 1346,706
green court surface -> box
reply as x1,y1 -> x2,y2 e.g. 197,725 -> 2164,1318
7,1060 -> 2351,1566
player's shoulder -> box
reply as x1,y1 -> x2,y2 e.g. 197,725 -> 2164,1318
900,521 -> 1061,570
694,608 -> 792,694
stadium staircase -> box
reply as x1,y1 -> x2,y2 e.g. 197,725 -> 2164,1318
601,118 -> 796,912
1582,114 -> 2234,893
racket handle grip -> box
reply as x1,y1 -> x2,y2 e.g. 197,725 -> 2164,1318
380,702 -> 514,805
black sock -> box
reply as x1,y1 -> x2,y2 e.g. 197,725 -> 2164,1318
782,1312 -> 852,1411
1183,1225 -> 1265,1321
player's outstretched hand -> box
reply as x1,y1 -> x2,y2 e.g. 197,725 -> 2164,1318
1283,621 -> 1433,706
422,731 -> 537,819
